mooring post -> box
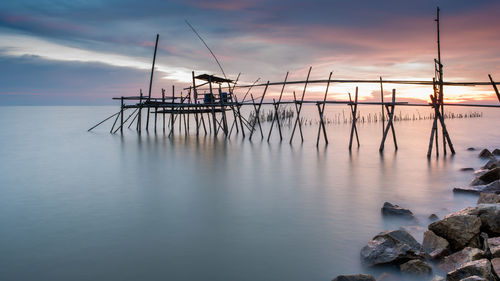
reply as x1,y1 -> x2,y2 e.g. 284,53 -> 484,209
379,89 -> 397,152
113,108 -> 138,134
162,88 -> 166,133
348,88 -> 360,150
146,34 -> 159,131
379,77 -> 385,130
488,74 -> 500,102
267,72 -> 289,142
170,85 -> 175,137
316,71 -> 332,146
290,66 -> 312,144
208,77 -> 217,137
120,96 -> 124,134
137,89 -> 143,132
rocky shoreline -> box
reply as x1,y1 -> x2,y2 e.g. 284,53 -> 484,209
333,148 -> 500,281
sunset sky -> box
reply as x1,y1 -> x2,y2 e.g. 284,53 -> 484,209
0,0 -> 499,105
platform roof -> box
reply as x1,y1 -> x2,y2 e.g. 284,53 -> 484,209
195,74 -> 233,84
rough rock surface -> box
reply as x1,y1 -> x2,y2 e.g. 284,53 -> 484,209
381,202 -> 414,219
482,159 -> 499,170
487,237 -> 500,258
453,180 -> 500,194
331,274 -> 376,281
478,168 -> 500,185
360,229 -> 425,267
437,247 -> 485,272
458,276 -> 487,281
431,275 -> 445,281
423,230 -> 450,259
428,210 -> 482,250
477,193 -> 500,204
446,259 -> 492,281
476,204 -> 500,235
490,258 -> 500,280
479,149 -> 494,158
429,214 -> 440,221
399,259 -> 432,276
493,149 -> 500,156
461,168 -> 475,171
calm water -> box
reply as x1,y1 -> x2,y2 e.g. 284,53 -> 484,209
0,105 -> 499,281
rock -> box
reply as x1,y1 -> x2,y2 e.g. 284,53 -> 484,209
479,149 -> 494,158
423,230 -> 450,259
482,159 -> 499,170
493,149 -> 500,156
400,259 -> 432,276
438,247 -> 485,272
381,202 -> 414,219
376,272 -> 399,281
429,209 -> 482,250
360,229 -> 426,267
461,168 -> 475,171
430,214 -> 440,221
453,180 -> 500,194
446,259 -> 492,281
459,276 -> 487,281
478,168 -> 500,184
468,147 -> 477,151
491,258 -> 500,280
476,204 -> 500,235
331,274 -> 376,281
478,193 -> 500,204
487,237 -> 500,258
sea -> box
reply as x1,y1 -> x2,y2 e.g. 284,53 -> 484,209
0,104 -> 499,280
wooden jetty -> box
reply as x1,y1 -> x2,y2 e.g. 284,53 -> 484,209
88,7 -> 500,156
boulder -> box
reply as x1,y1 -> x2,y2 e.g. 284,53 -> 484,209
423,230 -> 450,259
332,274 -> 376,281
376,272 -> 399,281
429,210 -> 482,250
491,258 -> 500,280
482,159 -> 499,170
438,247 -> 485,272
360,229 -> 426,267
493,149 -> 500,156
479,149 -> 494,158
399,259 -> 432,276
453,180 -> 500,194
487,237 -> 500,258
476,204 -> 500,235
468,147 -> 477,151
430,214 -> 440,221
478,193 -> 500,204
446,259 -> 492,281
381,202 -> 414,219
459,276 -> 487,281
461,168 -> 475,171
478,168 -> 500,185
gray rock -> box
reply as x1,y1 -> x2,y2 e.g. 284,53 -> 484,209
476,204 -> 500,235
430,214 -> 440,221
429,209 -> 482,250
331,274 -> 376,281
459,276 -> 487,281
376,272 -> 399,281
453,180 -> 500,194
493,149 -> 500,156
468,147 -> 477,151
461,168 -> 476,171
478,193 -> 500,204
423,230 -> 450,259
478,168 -> 500,185
360,229 -> 426,267
431,275 -> 445,281
491,258 -> 500,280
400,259 -> 432,276
446,259 -> 492,281
487,237 -> 500,258
438,247 -> 485,272
482,159 -> 499,170
479,149 -> 494,158
381,202 -> 414,219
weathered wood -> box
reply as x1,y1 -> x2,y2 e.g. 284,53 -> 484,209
348,88 -> 360,150
249,82 -> 269,141
316,71 -> 332,146
162,88 -> 166,133
88,111 -> 120,132
290,67 -> 312,143
267,72 -> 289,142
120,97 -> 124,134
380,77 -> 385,131
489,74 -> 500,102
113,108 -> 138,134
146,34 -> 159,131
379,89 -> 397,151
137,89 -> 143,132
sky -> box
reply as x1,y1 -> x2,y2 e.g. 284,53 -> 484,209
0,0 -> 499,105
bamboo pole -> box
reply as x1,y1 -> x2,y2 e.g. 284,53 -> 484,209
489,74 -> 500,102
120,97 -> 124,134
146,34 -> 159,131
316,71 -> 332,146
379,89 -> 397,151
162,88 -> 166,133
267,72 -> 289,142
249,82 -> 269,141
290,66 -> 312,143
88,111 -> 120,132
348,88 -> 360,150
113,108 -> 138,134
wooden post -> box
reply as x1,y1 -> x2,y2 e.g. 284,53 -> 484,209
488,74 -> 500,102
146,34 -> 159,131
379,89 -> 397,152
137,89 -> 143,132
88,111 -> 120,132
290,66 -> 312,143
208,77 -> 217,137
379,77 -> 385,131
267,72 -> 289,142
348,88 -> 360,149
120,96 -> 124,134
162,88 -> 166,133
114,108 -> 138,134
249,82 -> 269,141
170,85 -> 175,137
316,71 -> 332,146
